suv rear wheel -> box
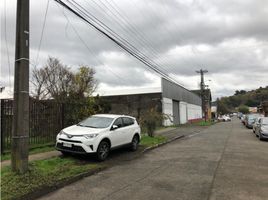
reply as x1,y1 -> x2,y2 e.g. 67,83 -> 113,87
96,141 -> 110,161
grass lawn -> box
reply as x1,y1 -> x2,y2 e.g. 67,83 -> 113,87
1,157 -> 102,200
196,120 -> 215,126
1,145 -> 56,161
140,134 -> 167,147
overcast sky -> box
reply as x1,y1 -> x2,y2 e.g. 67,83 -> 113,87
1,0 -> 268,100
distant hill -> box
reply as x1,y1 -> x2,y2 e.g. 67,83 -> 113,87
217,86 -> 268,114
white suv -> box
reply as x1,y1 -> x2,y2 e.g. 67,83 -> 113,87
55,114 -> 141,161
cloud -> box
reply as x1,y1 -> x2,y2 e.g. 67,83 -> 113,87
1,0 -> 268,100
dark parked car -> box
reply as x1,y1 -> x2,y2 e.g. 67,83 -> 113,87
244,114 -> 260,128
255,117 -> 268,141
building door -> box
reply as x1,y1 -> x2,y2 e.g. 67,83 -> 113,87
180,102 -> 187,124
172,100 -> 180,125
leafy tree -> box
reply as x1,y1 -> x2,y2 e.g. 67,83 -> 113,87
217,86 -> 268,113
234,90 -> 246,96
245,99 -> 259,107
71,66 -> 97,98
238,105 -> 249,114
217,98 -> 230,114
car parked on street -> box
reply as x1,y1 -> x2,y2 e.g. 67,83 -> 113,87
245,114 -> 261,128
222,115 -> 231,122
253,117 -> 262,133
241,114 -> 246,125
255,117 -> 268,141
56,114 -> 141,161
218,115 -> 231,122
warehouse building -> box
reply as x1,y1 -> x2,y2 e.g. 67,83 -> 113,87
97,78 -> 202,125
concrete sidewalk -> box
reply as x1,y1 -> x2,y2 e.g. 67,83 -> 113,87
1,125 -> 209,168
1,150 -> 61,168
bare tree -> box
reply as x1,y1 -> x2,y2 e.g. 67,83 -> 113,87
31,66 -> 48,100
31,57 -> 97,101
42,57 -> 73,101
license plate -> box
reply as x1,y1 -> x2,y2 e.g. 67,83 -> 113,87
63,143 -> 72,148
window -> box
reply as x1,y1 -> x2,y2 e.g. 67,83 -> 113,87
113,118 -> 123,128
78,116 -> 114,128
123,117 -> 134,126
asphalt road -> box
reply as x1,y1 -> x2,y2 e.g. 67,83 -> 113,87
39,118 -> 268,200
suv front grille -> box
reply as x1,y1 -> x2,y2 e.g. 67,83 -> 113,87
56,143 -> 86,153
59,138 -> 82,143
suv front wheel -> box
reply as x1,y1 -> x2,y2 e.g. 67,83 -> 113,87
130,135 -> 139,151
96,141 -> 110,161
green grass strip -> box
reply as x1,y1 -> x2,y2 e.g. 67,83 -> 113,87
140,135 -> 167,147
1,157 -> 101,200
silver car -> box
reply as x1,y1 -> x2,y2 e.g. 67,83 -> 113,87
255,117 -> 268,141
253,116 -> 263,133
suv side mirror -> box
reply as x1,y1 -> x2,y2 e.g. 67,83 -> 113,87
111,125 -> 118,130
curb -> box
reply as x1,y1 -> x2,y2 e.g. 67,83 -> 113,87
142,134 -> 185,153
15,134 -> 185,200
19,166 -> 107,200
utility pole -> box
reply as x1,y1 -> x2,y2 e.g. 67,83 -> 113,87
196,69 -> 208,121
12,0 -> 29,173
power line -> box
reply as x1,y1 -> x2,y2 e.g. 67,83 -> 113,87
35,0 -> 50,66
116,0 -> 189,84
94,0 -> 186,84
4,0 -> 11,89
54,0 -> 183,87
87,0 -> 180,81
56,4 -> 130,85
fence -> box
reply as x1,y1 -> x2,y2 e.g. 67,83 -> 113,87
0,99 -> 86,153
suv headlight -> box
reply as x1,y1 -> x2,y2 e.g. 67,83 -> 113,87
84,134 -> 99,139
58,130 -> 64,136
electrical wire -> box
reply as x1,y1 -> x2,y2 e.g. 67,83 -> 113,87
3,0 -> 11,90
56,4 -> 130,86
54,0 -> 184,88
35,0 -> 50,66
113,0 -> 188,85
94,0 -> 183,83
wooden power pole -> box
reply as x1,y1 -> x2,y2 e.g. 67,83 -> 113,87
12,0 -> 30,173
196,69 -> 208,120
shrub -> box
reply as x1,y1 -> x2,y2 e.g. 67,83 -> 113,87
140,108 -> 164,137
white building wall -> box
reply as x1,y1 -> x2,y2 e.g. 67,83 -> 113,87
162,99 -> 202,126
187,103 -> 202,120
162,97 -> 173,126
179,101 -> 188,124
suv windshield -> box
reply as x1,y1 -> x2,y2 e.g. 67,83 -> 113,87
78,116 -> 114,128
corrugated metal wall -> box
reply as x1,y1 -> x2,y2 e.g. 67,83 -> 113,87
161,78 -> 202,125
161,78 -> 202,106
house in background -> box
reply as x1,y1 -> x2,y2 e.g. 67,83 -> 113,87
95,78 -> 202,126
